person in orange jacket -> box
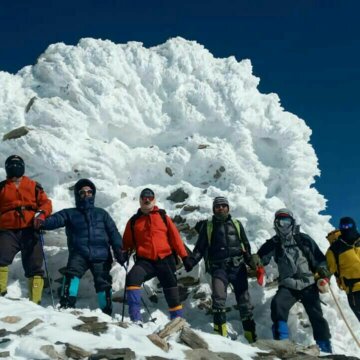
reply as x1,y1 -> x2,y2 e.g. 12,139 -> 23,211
0,155 -> 52,303
121,188 -> 191,323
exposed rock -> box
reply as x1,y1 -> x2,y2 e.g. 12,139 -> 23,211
0,316 -> 21,324
25,96 -> 37,113
178,277 -> 200,287
197,298 -> 212,311
121,192 -> 127,198
78,316 -> 99,323
167,188 -> 189,203
214,169 -> 222,179
73,321 -> 108,335
3,126 -> 30,141
0,329 -> 8,338
147,333 -> 169,352
216,353 -> 244,360
176,223 -> 191,232
40,344 -> 65,360
146,356 -> 170,360
90,348 -> 135,359
176,204 -> 185,208
157,317 -> 187,338
173,215 -> 186,223
192,291 -> 207,300
183,205 -> 200,212
180,326 -> 208,349
65,344 -> 91,359
184,349 -> 223,360
219,166 -> 225,172
0,338 -> 10,345
15,318 -> 43,335
115,321 -> 130,329
322,356 -> 360,360
198,144 -> 210,149
165,167 -> 174,177
0,352 -> 10,358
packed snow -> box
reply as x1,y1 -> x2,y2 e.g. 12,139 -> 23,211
0,37 -> 359,359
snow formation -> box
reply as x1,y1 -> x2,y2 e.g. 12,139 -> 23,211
0,37 -> 358,358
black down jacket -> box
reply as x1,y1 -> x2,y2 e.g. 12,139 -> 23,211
43,179 -> 122,261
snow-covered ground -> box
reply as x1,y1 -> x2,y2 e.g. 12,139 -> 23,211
0,37 -> 359,359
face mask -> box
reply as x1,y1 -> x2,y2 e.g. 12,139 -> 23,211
275,217 -> 294,240
6,164 -> 25,178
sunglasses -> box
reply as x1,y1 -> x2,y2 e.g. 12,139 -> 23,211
141,196 -> 154,201
79,189 -> 93,196
340,223 -> 354,229
214,204 -> 228,209
276,217 -> 293,227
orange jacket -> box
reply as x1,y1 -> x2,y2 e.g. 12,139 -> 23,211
123,206 -> 188,260
0,176 -> 52,229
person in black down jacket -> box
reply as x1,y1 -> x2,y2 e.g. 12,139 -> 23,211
37,178 -> 123,315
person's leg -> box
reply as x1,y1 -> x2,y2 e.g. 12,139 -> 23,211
60,253 -> 88,309
347,291 -> 360,322
156,255 -> 183,319
0,230 -> 21,296
211,268 -> 229,336
230,264 -> 256,343
20,229 -> 45,304
90,257 -> 113,315
301,285 -> 332,353
126,258 -> 155,322
271,286 -> 298,340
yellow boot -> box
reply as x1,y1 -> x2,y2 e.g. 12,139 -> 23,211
28,276 -> 44,304
0,266 -> 8,296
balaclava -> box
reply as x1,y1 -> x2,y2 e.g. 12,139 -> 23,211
274,208 -> 295,242
74,178 -> 96,210
339,217 -> 359,244
5,155 -> 25,178
213,196 -> 230,221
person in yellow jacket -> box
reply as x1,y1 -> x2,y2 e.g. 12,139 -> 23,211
326,217 -> 360,321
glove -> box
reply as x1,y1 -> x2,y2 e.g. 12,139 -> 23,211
256,266 -> 265,286
248,254 -> 262,271
317,278 -> 330,293
316,267 -> 332,279
33,212 -> 46,230
182,256 -> 195,272
114,249 -> 129,267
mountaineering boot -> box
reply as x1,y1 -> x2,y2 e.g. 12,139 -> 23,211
272,320 -> 289,340
242,317 -> 257,343
126,286 -> 142,322
0,266 -> 8,296
60,275 -> 80,309
213,308 -> 227,337
316,340 -> 332,353
97,288 -> 113,315
163,287 -> 184,319
28,276 -> 44,304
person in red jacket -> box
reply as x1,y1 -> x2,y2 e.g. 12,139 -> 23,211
0,155 -> 52,303
121,188 -> 191,323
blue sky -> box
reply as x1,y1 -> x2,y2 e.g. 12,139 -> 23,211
1,0 -> 359,227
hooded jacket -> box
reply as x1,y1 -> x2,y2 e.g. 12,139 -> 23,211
43,179 -> 122,261
0,176 -> 52,229
122,205 -> 187,260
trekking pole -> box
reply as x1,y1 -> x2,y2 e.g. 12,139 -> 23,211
141,297 -> 157,323
121,262 -> 130,322
329,284 -> 360,348
39,230 -> 56,309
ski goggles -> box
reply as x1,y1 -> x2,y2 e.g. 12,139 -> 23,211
78,189 -> 93,196
275,217 -> 293,227
340,223 -> 354,229
141,196 -> 154,202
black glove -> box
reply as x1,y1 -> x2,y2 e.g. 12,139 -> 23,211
316,266 -> 332,279
248,254 -> 262,271
114,249 -> 128,266
182,256 -> 196,272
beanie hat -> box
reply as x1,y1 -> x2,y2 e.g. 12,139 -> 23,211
140,188 -> 155,198
274,208 -> 294,219
213,196 -> 229,209
5,155 -> 25,178
339,216 -> 356,229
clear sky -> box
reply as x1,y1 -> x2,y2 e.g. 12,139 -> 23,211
1,0 -> 359,227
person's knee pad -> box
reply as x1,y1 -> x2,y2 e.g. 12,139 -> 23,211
28,276 -> 44,304
0,266 -> 9,295
97,288 -> 112,316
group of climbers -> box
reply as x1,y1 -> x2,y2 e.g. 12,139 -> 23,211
1,155 -> 359,354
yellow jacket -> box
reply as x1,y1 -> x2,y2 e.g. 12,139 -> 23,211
326,237 -> 360,294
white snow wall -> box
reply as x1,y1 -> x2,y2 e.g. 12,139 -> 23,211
0,36 -> 331,248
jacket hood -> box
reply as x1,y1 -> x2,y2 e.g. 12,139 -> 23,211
74,178 -> 96,209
